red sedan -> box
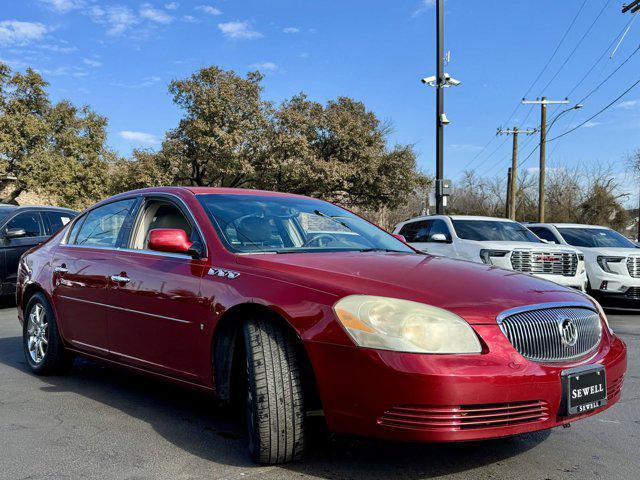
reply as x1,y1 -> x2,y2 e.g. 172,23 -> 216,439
17,187 -> 627,464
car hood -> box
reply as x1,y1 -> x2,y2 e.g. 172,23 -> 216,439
466,240 -> 579,252
578,246 -> 640,257
236,252 -> 592,325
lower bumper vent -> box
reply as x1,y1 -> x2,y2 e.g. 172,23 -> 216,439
626,287 -> 640,300
379,400 -> 549,431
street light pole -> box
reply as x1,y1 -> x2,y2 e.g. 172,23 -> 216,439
435,0 -> 445,214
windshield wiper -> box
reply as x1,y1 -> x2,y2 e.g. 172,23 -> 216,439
313,210 -> 352,231
357,248 -> 409,253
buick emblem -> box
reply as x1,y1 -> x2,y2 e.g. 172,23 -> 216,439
559,317 -> 578,347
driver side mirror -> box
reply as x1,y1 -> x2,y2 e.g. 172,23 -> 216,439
392,233 -> 407,243
148,229 -> 196,256
429,233 -> 451,243
5,227 -> 26,239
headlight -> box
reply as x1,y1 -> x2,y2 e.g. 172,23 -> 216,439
596,256 -> 624,273
585,293 -> 613,334
479,249 -> 510,265
333,295 -> 482,354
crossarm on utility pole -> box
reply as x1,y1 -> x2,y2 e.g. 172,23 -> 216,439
497,127 -> 536,220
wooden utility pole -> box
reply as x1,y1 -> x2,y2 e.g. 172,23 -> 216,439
505,168 -> 512,218
497,127 -> 536,220
522,97 -> 569,222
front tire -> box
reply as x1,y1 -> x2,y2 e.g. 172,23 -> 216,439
243,318 -> 305,464
23,292 -> 72,375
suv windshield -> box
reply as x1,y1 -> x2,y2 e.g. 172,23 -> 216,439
197,194 -> 414,254
558,227 -> 637,248
452,219 -> 542,243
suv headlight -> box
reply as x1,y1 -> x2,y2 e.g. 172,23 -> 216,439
333,295 -> 482,354
479,249 -> 510,265
596,256 -> 625,273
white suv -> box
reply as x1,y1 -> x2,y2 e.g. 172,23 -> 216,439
527,223 -> 640,307
393,215 -> 587,290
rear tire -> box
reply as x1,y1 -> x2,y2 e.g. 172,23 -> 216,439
23,292 -> 72,375
243,317 -> 305,464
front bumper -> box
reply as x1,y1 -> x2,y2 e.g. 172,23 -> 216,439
588,269 -> 640,308
306,325 -> 626,443
533,272 -> 587,290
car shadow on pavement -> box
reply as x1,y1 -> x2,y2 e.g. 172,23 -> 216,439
0,334 -> 551,478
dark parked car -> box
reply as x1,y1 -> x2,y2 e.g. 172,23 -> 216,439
0,205 -> 76,295
16,188 -> 626,465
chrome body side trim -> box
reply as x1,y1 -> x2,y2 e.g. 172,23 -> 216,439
57,295 -> 191,324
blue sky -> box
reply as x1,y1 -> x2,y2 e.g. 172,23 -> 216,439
1,0 -> 639,205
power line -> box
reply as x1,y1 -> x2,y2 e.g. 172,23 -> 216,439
537,0 -> 612,95
577,43 -> 640,104
522,0 -> 589,99
548,76 -> 640,142
465,0 -> 588,170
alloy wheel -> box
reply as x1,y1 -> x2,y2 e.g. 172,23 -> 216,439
26,303 -> 48,364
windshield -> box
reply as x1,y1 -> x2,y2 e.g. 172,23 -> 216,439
452,219 -> 542,243
197,194 -> 414,254
558,227 -> 637,248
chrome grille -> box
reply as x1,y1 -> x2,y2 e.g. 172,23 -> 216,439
499,306 -> 602,363
627,257 -> 640,278
510,251 -> 578,277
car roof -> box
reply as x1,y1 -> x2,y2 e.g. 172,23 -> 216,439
110,186 -> 314,200
529,223 -> 610,230
0,204 -> 76,213
447,215 -> 515,222
398,214 -> 517,225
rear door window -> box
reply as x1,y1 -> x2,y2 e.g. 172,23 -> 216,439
70,199 -> 136,247
42,211 -> 74,235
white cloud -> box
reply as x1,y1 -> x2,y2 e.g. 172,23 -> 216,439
38,0 -> 83,13
283,27 -> 299,34
140,3 -> 173,24
82,58 -> 102,67
164,2 -> 180,10
412,0 -> 436,17
41,65 -> 89,78
197,5 -> 222,15
90,5 -> 138,35
38,43 -> 77,53
119,130 -> 161,145
250,62 -> 278,71
111,76 -> 162,88
182,15 -> 199,23
616,100 -> 640,109
0,20 -> 49,46
582,121 -> 604,129
218,21 -> 262,40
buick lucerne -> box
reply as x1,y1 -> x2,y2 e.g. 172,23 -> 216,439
17,187 -> 627,464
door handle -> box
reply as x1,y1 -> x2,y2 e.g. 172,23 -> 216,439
110,275 -> 131,283
53,265 -> 68,274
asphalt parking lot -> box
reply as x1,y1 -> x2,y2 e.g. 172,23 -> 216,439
0,303 -> 638,480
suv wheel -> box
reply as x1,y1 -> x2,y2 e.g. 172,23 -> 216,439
23,293 -> 72,375
243,317 -> 305,464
